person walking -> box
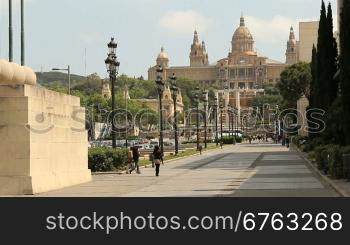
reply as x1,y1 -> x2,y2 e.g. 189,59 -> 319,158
153,145 -> 163,177
127,148 -> 134,174
131,146 -> 141,174
286,137 -> 290,148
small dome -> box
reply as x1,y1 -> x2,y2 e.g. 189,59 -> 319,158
157,47 -> 169,59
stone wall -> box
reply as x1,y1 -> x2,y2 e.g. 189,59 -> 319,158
0,84 -> 91,195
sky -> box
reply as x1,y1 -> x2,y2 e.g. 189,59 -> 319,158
0,0 -> 338,78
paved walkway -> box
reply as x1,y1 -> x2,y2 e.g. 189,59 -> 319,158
39,143 -> 339,197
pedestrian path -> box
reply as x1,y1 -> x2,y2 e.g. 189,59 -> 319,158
37,144 -> 339,197
230,148 -> 338,197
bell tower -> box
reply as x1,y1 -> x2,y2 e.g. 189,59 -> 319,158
102,79 -> 111,99
190,30 -> 209,67
286,26 -> 298,65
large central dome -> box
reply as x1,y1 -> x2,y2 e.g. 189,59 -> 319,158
231,16 -> 254,54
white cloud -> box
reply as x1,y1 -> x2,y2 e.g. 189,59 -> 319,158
245,15 -> 300,45
160,10 -> 212,34
77,31 -> 104,46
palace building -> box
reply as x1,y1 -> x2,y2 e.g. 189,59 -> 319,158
148,16 -> 295,88
148,16 -> 297,111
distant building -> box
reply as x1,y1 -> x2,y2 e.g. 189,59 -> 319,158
148,16 -> 294,111
135,86 -> 185,117
298,21 -> 319,63
286,27 -> 299,65
102,79 -> 111,99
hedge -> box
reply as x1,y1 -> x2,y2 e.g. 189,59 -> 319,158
88,147 -> 128,172
182,139 -> 215,145
314,145 -> 330,171
219,137 -> 243,144
328,145 -> 344,179
313,144 -> 348,179
292,135 -> 308,148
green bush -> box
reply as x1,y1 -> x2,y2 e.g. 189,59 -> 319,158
88,147 -> 127,172
292,135 -> 308,148
303,137 -> 325,153
327,145 -> 344,179
341,146 -> 350,179
182,139 -> 215,145
341,146 -> 350,155
221,137 -> 243,144
314,145 -> 329,171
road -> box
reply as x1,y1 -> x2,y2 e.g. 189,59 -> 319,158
39,143 -> 339,197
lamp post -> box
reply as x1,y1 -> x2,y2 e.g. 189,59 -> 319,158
213,96 -> 219,147
21,0 -> 25,65
228,105 -> 231,140
52,65 -> 71,95
155,66 -> 165,156
202,90 -> 208,149
104,37 -> 120,149
9,0 -> 13,62
235,109 -> 238,139
220,101 -> 224,148
124,85 -> 129,151
170,73 -> 179,155
195,87 -> 200,150
228,105 -> 236,145
275,105 -> 280,144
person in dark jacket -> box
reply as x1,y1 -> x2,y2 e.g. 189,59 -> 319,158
286,137 -> 290,148
130,146 -> 141,174
153,146 -> 163,177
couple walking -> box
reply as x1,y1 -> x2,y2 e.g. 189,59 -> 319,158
128,146 -> 141,174
128,145 -> 164,177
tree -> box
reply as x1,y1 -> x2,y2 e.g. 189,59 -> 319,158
72,73 -> 103,96
340,0 -> 350,144
314,1 -> 329,111
308,45 -> 318,139
277,62 -> 311,107
309,45 -> 317,108
326,3 -> 339,105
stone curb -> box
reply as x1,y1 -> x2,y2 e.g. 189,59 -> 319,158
92,145 -> 236,176
293,146 -> 349,197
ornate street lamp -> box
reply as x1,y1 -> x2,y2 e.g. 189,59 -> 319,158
105,37 -> 120,149
202,90 -> 208,149
235,108 -> 238,139
220,101 -> 224,148
170,73 -> 179,155
213,96 -> 219,147
228,105 -> 236,145
228,104 -> 232,142
275,105 -> 280,144
155,66 -> 165,155
195,87 -> 200,150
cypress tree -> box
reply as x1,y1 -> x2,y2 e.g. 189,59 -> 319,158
308,45 -> 318,139
315,1 -> 328,111
340,0 -> 350,144
310,45 -> 317,108
326,3 -> 339,105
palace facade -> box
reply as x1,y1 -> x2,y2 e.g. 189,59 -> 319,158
149,16 -> 296,88
148,16 -> 298,109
